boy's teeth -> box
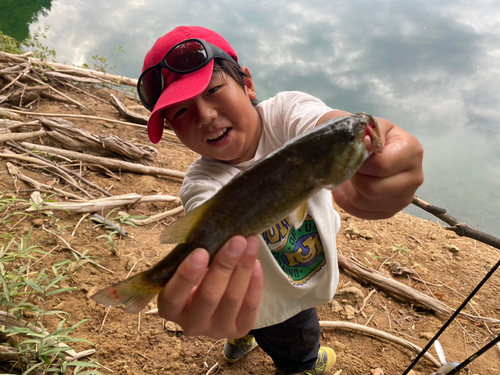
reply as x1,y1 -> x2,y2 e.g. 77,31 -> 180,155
208,128 -> 227,141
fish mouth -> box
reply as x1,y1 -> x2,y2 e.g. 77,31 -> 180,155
361,114 -> 383,153
207,127 -> 231,143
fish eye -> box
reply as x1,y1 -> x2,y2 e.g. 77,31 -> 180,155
340,131 -> 356,143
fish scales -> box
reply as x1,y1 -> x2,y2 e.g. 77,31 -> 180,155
91,113 -> 382,313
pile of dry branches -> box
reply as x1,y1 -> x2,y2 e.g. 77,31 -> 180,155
0,50 -> 187,222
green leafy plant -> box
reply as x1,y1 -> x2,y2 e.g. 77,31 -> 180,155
92,209 -> 145,255
0,195 -> 102,374
0,30 -> 22,54
390,243 -> 416,265
22,24 -> 56,60
79,46 -> 124,73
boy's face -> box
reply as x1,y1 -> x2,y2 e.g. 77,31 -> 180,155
163,67 -> 261,164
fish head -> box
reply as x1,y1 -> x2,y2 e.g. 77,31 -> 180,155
317,113 -> 382,189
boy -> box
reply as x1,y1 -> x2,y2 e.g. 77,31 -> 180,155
138,26 -> 423,374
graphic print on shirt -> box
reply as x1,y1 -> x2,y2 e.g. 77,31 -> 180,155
261,215 -> 325,286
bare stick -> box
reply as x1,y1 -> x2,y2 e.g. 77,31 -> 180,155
121,205 -> 185,226
99,306 -> 112,332
0,64 -> 31,93
412,197 -> 500,250
72,213 -> 91,237
1,150 -> 93,197
27,193 -> 181,213
0,50 -> 138,86
0,129 -> 45,143
7,142 -> 112,197
319,320 -> 441,367
65,349 -> 96,361
6,161 -> 85,201
338,254 -> 452,316
359,288 -> 377,313
20,142 -> 186,179
5,107 -> 181,142
205,363 -> 219,375
110,94 -> 148,125
41,224 -> 114,274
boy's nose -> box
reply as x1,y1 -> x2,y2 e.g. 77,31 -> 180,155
195,99 -> 217,128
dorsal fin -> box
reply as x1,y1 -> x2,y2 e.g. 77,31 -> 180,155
159,204 -> 209,244
289,202 -> 309,230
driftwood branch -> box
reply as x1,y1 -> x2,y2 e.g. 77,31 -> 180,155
25,74 -> 86,108
118,205 -> 185,225
412,196 -> 500,250
319,321 -> 441,367
0,50 -> 138,87
0,119 -> 40,130
19,142 -> 186,179
338,254 -> 500,323
0,129 -> 45,143
110,94 -> 148,125
6,142 -> 112,197
6,162 -> 85,201
26,193 -> 181,213
338,254 -> 452,317
5,107 -> 181,142
41,117 -> 158,165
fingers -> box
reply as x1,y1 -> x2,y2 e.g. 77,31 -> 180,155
334,120 -> 424,219
156,235 -> 262,339
158,248 -> 209,318
212,235 -> 262,331
185,236 -> 255,321
235,258 -> 263,332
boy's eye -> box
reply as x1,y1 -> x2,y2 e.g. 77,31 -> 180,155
174,108 -> 187,118
207,86 -> 219,95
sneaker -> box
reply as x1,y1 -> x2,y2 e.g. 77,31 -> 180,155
284,347 -> 336,375
222,334 -> 259,363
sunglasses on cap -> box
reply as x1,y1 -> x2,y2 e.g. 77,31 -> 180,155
138,38 -> 237,110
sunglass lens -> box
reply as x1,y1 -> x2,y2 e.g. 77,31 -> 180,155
166,41 -> 208,72
139,68 -> 163,108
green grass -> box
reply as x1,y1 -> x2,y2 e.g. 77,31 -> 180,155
0,194 -> 103,374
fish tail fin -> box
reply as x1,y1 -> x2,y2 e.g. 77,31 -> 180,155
90,270 -> 163,314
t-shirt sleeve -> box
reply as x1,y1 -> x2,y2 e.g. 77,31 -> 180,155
259,91 -> 335,144
179,157 -> 242,213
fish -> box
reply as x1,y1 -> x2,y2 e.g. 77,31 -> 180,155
91,113 -> 383,313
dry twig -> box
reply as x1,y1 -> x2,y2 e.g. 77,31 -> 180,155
319,320 -> 441,367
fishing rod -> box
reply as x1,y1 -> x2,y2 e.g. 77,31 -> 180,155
400,254 -> 500,375
441,334 -> 500,375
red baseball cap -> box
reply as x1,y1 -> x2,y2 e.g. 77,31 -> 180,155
142,26 -> 238,143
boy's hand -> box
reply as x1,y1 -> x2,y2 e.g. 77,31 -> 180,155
332,117 -> 424,219
157,235 -> 263,340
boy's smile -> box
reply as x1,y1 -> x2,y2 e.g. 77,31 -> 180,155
164,67 -> 261,164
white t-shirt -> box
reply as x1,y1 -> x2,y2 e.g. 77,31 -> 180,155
179,91 -> 341,329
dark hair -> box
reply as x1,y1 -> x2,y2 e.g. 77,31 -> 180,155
214,59 -> 259,107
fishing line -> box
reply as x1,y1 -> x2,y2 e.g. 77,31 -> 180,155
400,256 -> 500,375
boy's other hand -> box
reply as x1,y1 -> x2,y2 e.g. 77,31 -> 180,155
157,235 -> 263,339
333,118 -> 424,219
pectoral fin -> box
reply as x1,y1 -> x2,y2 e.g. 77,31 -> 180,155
159,203 -> 209,244
289,202 -> 309,230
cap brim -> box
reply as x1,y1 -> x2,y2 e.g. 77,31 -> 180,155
147,60 -> 214,143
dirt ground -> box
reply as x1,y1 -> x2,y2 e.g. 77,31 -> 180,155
1,85 -> 499,375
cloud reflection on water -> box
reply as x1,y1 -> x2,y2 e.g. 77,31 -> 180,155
30,0 -> 500,235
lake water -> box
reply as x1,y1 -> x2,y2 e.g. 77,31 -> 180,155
1,0 -> 499,237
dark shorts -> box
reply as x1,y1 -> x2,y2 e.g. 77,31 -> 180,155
250,307 -> 320,374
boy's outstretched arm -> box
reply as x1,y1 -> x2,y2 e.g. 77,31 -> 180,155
157,235 -> 263,340
319,111 -> 424,220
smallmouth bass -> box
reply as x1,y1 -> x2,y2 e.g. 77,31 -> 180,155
91,113 -> 382,313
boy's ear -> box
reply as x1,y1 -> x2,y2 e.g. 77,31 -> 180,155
241,66 -> 257,100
